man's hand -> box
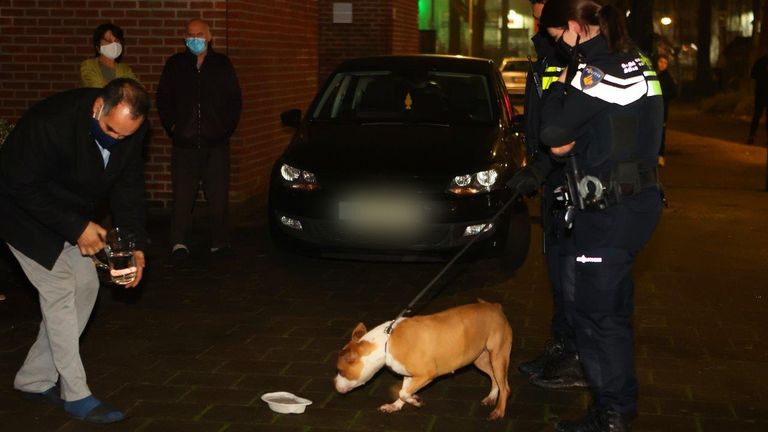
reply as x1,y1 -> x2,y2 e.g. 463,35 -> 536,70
77,222 -> 107,256
558,67 -> 568,83
124,250 -> 145,289
507,166 -> 544,197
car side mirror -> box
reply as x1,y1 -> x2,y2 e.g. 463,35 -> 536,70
512,113 -> 526,134
280,109 -> 302,128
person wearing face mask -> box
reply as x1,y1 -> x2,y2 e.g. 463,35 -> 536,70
156,18 -> 242,265
80,23 -> 138,88
508,0 -> 587,391
0,78 -> 150,423
535,0 -> 664,430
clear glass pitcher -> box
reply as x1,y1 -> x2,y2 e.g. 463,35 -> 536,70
91,227 -> 137,285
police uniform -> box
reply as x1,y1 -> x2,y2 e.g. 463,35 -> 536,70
520,32 -> 579,370
539,33 -> 664,417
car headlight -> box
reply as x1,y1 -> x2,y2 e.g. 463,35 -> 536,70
280,163 -> 319,190
449,169 -> 498,195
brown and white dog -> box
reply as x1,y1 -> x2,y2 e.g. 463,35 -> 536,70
334,300 -> 513,420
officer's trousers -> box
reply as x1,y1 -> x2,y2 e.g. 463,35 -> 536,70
560,190 -> 662,416
542,180 -> 577,350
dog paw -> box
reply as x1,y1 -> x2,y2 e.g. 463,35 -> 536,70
378,403 -> 402,413
487,408 -> 505,421
480,395 -> 497,406
406,394 -> 424,407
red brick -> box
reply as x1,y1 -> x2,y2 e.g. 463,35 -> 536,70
3,0 -> 415,208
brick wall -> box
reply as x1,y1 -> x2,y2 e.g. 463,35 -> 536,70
391,0 -> 419,55
226,0 -> 319,204
0,0 -> 417,208
318,0 -> 419,84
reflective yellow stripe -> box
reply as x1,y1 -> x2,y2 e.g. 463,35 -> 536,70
542,76 -> 559,90
542,66 -> 564,90
647,79 -> 662,97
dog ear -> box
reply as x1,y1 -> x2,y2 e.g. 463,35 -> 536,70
351,322 -> 367,342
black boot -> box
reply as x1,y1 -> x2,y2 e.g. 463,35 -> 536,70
518,339 -> 565,376
530,350 -> 588,389
556,406 -> 631,432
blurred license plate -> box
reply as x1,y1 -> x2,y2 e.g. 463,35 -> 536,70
339,200 -> 420,227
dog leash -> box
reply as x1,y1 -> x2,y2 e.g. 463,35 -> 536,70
384,191 -> 522,334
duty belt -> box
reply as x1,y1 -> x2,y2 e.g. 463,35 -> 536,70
561,159 -> 659,227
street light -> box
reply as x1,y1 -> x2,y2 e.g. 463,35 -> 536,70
660,16 -> 672,26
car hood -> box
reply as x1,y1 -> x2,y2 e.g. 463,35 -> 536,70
283,122 -> 501,179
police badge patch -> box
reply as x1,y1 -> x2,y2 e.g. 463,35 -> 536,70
580,65 -> 604,90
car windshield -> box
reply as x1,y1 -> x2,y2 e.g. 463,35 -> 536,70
502,61 -> 529,72
311,70 -> 495,125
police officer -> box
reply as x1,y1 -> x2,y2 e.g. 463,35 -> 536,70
538,0 -> 663,430
508,0 -> 587,390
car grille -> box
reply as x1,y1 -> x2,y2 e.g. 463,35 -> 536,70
311,220 -> 458,249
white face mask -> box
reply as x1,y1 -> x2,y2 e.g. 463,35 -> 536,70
100,42 -> 123,60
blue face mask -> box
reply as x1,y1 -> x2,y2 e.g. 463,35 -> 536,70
185,37 -> 207,55
90,107 -> 120,150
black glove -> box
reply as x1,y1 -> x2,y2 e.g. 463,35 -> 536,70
506,166 -> 544,197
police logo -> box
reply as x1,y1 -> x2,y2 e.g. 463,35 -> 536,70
581,65 -> 604,90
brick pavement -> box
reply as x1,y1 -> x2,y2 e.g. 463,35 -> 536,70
1,127 -> 767,431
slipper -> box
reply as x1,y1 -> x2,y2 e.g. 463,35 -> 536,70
19,385 -> 63,406
65,396 -> 125,424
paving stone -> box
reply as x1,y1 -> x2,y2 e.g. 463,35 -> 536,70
200,404 -> 275,423
632,414 -> 699,431
55,416 -> 150,432
109,383 -> 192,406
181,388 -> 259,405
350,410 -> 435,431
658,399 -> 735,418
141,419 -> 227,432
234,374 -> 311,394
431,414 -> 513,431
274,407 -> 357,429
0,408 -> 71,431
698,419 -> 768,432
126,400 -> 208,420
166,371 -> 243,387
224,425 -> 304,432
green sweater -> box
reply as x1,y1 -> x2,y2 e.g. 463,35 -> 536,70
80,57 -> 138,88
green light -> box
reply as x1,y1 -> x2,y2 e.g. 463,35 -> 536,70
418,0 -> 433,30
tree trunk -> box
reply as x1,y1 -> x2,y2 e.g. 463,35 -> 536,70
760,0 -> 768,52
627,0 -> 654,55
500,0 -> 509,55
696,0 -> 713,86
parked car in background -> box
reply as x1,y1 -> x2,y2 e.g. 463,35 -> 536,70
500,56 -> 531,97
269,55 -> 530,268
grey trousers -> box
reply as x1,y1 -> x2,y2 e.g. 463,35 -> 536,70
9,243 -> 99,402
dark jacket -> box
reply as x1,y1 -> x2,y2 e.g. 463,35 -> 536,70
0,88 -> 148,270
523,34 -> 567,180
156,48 -> 242,148
541,35 -> 664,178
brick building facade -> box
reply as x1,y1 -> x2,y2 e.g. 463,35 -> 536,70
0,0 -> 418,207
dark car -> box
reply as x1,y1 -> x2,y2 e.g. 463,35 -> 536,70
269,55 -> 530,267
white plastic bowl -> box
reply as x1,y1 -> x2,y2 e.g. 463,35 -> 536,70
261,391 -> 313,414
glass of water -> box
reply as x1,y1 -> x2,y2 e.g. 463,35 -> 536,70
93,227 -> 137,285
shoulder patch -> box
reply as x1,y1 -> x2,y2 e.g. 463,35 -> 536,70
580,65 -> 604,90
